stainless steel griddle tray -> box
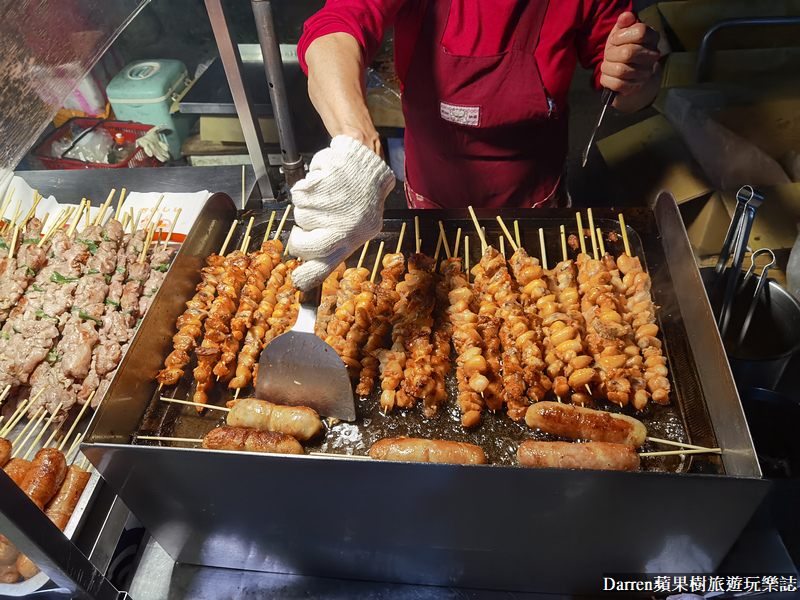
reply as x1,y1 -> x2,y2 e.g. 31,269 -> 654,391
133,199 -> 709,473
81,192 -> 765,595
86,191 -> 756,475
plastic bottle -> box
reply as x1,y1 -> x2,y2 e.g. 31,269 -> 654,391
788,223 -> 800,300
110,133 -> 133,164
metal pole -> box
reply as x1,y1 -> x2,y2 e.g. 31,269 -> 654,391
0,471 -> 125,599
251,0 -> 305,188
204,0 -> 276,202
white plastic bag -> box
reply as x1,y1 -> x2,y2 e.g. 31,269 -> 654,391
788,223 -> 800,300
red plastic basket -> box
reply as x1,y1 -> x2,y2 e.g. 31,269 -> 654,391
32,118 -> 165,169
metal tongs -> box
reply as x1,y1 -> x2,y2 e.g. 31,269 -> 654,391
712,185 -> 764,338
735,248 -> 776,349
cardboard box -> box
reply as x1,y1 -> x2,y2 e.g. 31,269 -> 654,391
199,116 -> 279,145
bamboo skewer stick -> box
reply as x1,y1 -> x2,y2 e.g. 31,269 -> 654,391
38,213 -> 50,236
0,188 -> 14,224
22,402 -> 64,459
275,205 -> 292,240
8,198 -> 22,230
539,228 -> 548,270
130,208 -> 136,234
0,395 -> 36,437
560,225 -> 568,261
576,213 -> 587,255
137,435 -> 204,444
241,165 -> 247,210
7,226 -> 20,261
464,236 -> 470,282
434,231 -> 443,261
139,223 -> 157,264
370,241 -> 385,284
65,433 -> 85,462
94,189 -> 116,226
640,448 -> 721,457
219,221 -> 238,256
58,394 -> 93,452
499,236 -> 506,260
596,228 -> 606,256
618,213 -> 631,256
241,216 -> 255,251
143,195 -> 164,232
262,212 -> 276,245
85,206 -> 91,229
14,408 -> 47,458
495,216 -> 518,252
646,437 -> 719,451
438,221 -> 451,258
66,201 -> 87,237
395,222 -> 407,254
22,192 -> 42,226
115,188 -> 127,221
37,209 -> 66,248
414,216 -> 421,254
357,240 -> 370,269
514,220 -> 521,250
161,208 -> 181,251
159,396 -> 230,412
451,227 -> 462,258
120,213 -> 130,231
467,206 -> 487,253
587,208 -> 598,260
10,408 -> 45,449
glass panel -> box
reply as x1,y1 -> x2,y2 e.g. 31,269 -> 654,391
0,0 -> 150,170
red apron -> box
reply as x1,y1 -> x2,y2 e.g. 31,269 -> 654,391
402,0 -> 567,209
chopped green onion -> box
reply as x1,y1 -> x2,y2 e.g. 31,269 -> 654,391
77,310 -> 103,326
24,266 -> 35,277
51,271 -> 77,284
152,263 -> 169,272
0,240 -> 8,251
35,309 -> 57,321
104,298 -> 120,307
0,332 -> 8,340
76,238 -> 99,254
104,274 -> 111,283
124,278 -> 145,284
116,266 -> 126,274
33,284 -> 44,292
22,238 -> 39,245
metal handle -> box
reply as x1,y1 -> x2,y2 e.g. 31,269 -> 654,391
694,17 -> 800,83
293,285 -> 321,334
736,248 -> 776,349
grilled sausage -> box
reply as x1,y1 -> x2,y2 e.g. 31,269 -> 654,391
525,401 -> 647,447
203,426 -> 303,455
3,458 -> 32,486
0,564 -> 19,584
16,465 -> 93,580
0,438 -> 11,468
227,398 -> 322,441
369,437 -> 487,465
0,535 -> 19,567
18,448 -> 67,510
517,441 -> 640,471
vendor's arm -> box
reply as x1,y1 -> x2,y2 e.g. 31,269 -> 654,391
304,33 -> 381,156
600,12 -> 662,113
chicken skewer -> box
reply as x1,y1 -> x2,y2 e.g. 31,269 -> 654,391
156,222 -> 237,388
375,224 -> 408,412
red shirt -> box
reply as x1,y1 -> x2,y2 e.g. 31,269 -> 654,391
298,0 -> 631,108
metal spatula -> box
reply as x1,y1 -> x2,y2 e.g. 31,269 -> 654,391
255,286 -> 356,421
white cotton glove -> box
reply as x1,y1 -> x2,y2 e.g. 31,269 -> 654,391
288,135 -> 395,291
136,124 -> 171,162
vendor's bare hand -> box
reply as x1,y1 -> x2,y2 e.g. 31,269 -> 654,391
600,12 -> 660,97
